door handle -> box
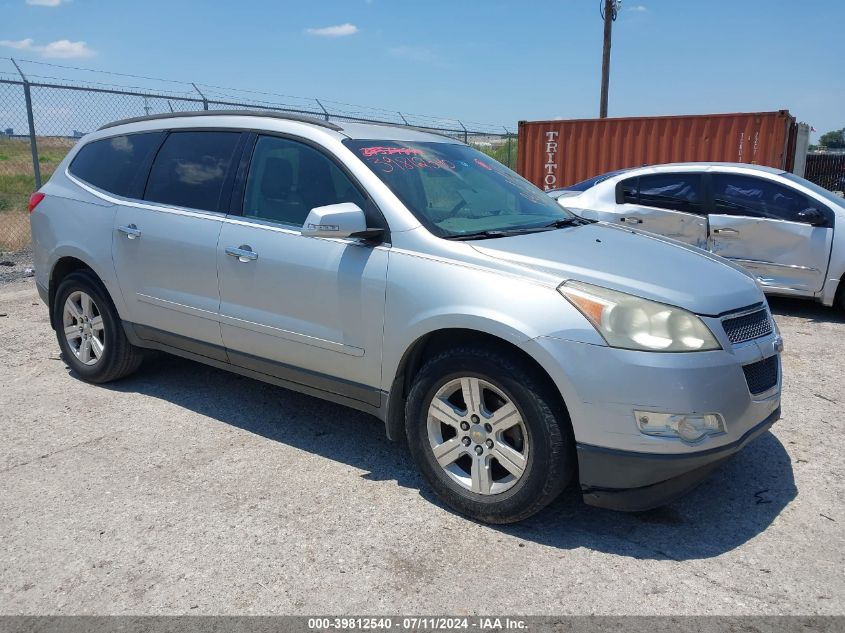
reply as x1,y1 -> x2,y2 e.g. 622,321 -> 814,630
225,245 -> 258,262
713,228 -> 739,236
619,217 -> 643,224
117,224 -> 141,239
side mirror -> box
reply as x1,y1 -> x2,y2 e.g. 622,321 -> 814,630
796,207 -> 826,227
301,202 -> 384,241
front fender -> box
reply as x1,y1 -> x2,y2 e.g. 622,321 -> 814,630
380,249 -> 602,392
821,220 -> 845,306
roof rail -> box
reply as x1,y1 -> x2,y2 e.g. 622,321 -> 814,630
98,109 -> 343,132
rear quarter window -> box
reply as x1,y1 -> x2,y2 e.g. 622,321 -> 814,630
68,132 -> 163,197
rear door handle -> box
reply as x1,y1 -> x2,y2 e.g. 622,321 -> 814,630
225,245 -> 258,262
620,217 -> 643,224
713,228 -> 739,236
117,224 -> 141,239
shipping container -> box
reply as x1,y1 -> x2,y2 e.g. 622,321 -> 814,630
517,111 -> 798,190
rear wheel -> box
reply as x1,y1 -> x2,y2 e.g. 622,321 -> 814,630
406,346 -> 574,524
53,270 -> 143,383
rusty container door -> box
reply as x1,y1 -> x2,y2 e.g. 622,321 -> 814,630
517,111 -> 796,190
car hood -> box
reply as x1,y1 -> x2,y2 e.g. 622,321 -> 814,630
470,223 -> 763,316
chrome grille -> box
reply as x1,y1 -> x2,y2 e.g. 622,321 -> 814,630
722,308 -> 773,345
742,356 -> 779,395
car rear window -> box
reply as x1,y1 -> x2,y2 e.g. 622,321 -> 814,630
566,169 -> 631,191
143,131 -> 242,212
69,132 -> 163,197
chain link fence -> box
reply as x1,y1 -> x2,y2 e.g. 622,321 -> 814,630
0,80 -> 37,254
805,153 -> 845,194
0,58 -> 516,255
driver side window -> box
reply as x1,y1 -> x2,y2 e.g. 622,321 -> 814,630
243,135 -> 366,227
712,174 -> 816,223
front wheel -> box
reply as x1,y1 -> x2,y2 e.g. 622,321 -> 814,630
406,347 -> 574,524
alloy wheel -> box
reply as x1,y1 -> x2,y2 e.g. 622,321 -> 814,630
62,290 -> 105,366
426,377 -> 530,495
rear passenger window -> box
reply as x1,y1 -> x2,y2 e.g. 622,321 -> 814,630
69,132 -> 163,197
242,135 -> 366,227
633,173 -> 705,214
144,131 -> 241,212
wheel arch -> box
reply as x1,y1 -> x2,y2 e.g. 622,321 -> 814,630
47,253 -> 120,330
384,327 -> 569,442
820,264 -> 845,308
835,270 -> 845,310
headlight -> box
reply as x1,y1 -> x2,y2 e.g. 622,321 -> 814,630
558,280 -> 720,352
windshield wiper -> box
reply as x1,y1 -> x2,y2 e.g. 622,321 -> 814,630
443,230 -> 510,241
544,217 -> 594,228
445,218 -> 594,241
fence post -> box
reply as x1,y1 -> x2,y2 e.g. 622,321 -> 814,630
314,98 -> 330,121
397,111 -> 409,125
459,120 -> 468,144
191,83 -> 209,110
504,126 -> 512,169
11,58 -> 42,189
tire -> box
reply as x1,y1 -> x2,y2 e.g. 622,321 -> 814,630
405,346 -> 574,524
838,278 -> 845,312
53,270 -> 143,383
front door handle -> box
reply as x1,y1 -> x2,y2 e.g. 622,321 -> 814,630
225,245 -> 258,262
619,217 -> 643,225
117,224 -> 141,239
713,227 -> 739,236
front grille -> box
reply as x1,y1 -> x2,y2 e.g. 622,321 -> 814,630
723,308 -> 773,345
743,355 -> 779,395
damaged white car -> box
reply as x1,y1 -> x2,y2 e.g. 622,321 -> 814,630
549,163 -> 845,309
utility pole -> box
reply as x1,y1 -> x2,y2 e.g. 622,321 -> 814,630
599,0 -> 620,119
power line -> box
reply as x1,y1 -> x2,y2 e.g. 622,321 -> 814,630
0,56 -> 512,133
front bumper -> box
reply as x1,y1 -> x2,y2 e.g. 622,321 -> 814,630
519,328 -> 782,511
578,407 -> 780,511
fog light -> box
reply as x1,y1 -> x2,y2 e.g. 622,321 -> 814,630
635,411 -> 725,443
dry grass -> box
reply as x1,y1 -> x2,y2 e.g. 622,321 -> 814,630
0,213 -> 32,252
0,136 -> 74,253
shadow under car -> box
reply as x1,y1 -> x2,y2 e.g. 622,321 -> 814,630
96,353 -> 796,561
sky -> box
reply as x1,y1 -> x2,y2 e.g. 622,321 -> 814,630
2,0 -> 844,139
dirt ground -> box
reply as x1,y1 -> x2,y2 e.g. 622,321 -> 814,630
0,276 -> 842,615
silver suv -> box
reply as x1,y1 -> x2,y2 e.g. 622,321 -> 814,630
30,112 -> 783,523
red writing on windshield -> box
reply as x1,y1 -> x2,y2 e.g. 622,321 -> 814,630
366,155 -> 456,173
361,146 -> 425,157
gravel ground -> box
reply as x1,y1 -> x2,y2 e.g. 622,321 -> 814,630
0,277 -> 842,615
0,246 -> 34,285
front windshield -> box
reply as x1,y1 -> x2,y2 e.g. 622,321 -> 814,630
782,172 -> 845,210
343,139 -> 573,237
